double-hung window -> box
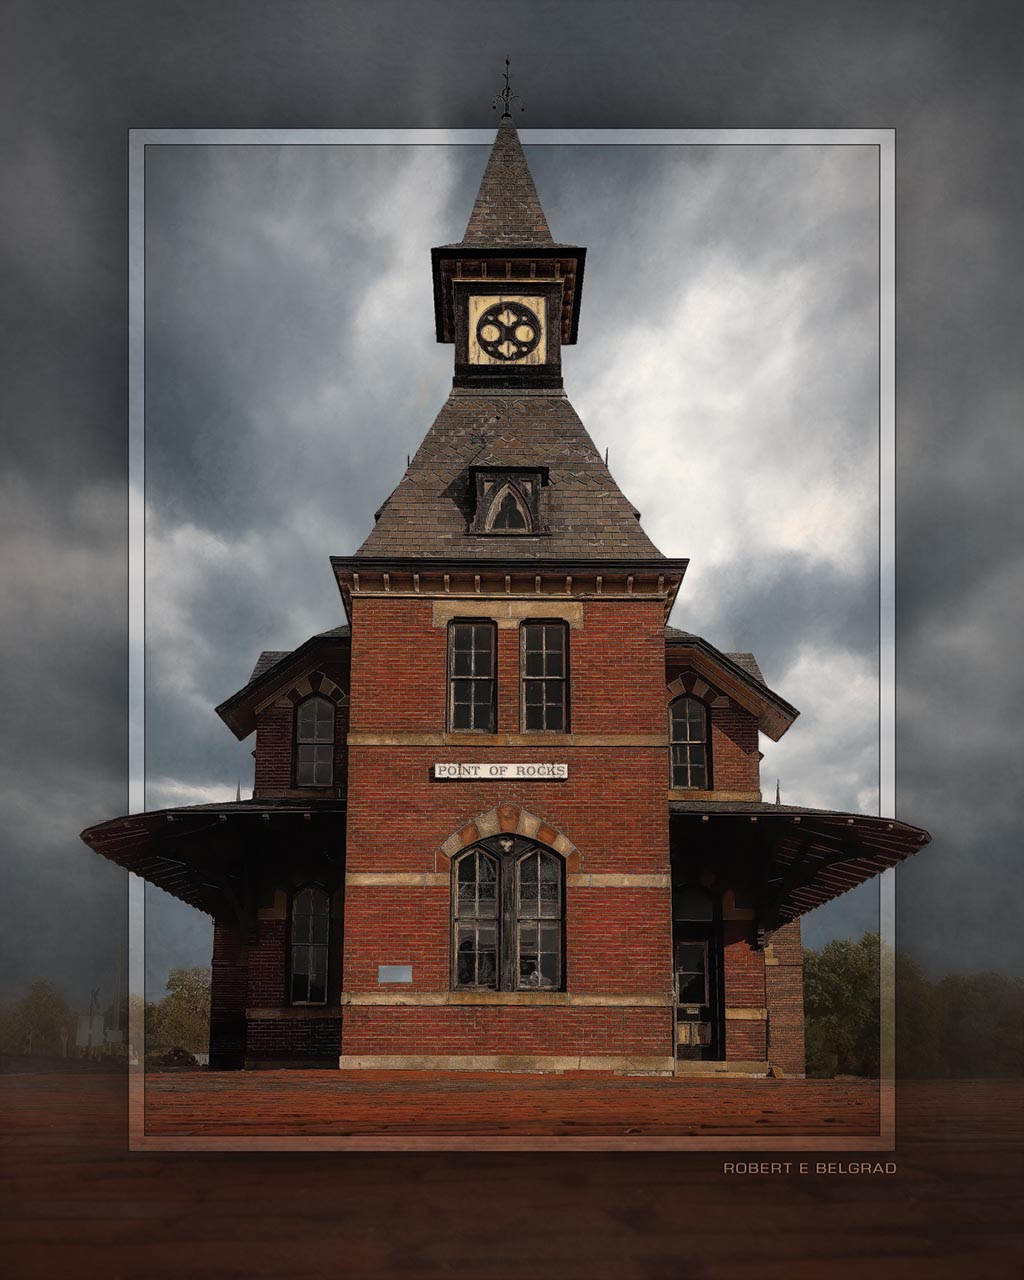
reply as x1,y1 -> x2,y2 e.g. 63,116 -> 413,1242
521,621 -> 568,732
448,621 -> 497,732
669,695 -> 711,789
295,695 -> 334,786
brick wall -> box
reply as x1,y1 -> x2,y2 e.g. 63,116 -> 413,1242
343,594 -> 675,1061
766,919 -> 806,1076
245,1016 -> 343,1062
209,923 -> 247,1070
254,659 -> 349,793
247,919 -> 286,1008
722,919 -> 767,1061
709,705 -> 759,793
343,1005 -> 670,1058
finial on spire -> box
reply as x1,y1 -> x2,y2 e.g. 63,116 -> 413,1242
492,57 -> 525,119
775,779 -> 781,805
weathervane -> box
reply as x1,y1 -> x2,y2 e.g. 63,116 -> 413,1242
492,57 -> 525,119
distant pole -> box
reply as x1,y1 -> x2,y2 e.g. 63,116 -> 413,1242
775,779 -> 781,805
235,779 -> 241,803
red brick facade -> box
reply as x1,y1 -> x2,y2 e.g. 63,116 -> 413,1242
200,117 -> 813,1079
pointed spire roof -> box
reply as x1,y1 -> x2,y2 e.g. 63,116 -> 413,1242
455,116 -> 558,249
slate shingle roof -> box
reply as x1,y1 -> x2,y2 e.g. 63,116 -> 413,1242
664,626 -> 765,686
357,390 -> 666,560
445,116 -> 564,249
246,626 -> 350,687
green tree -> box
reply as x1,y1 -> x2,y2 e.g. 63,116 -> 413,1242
803,933 -> 881,1078
147,967 -> 210,1055
2,980 -> 77,1056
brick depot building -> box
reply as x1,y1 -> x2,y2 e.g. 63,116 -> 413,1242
83,115 -> 930,1077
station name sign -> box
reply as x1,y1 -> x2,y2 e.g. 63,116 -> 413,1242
434,762 -> 568,780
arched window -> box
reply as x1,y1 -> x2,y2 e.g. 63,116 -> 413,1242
295,695 -> 334,786
516,849 -> 562,989
454,847 -> 499,989
289,885 -> 330,1004
669,695 -> 710,789
486,483 -> 531,532
452,838 -> 564,992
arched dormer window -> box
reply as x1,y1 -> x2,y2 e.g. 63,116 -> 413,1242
670,695 -> 711,789
289,885 -> 330,1004
452,838 -> 564,992
485,483 -> 531,532
295,695 -> 334,787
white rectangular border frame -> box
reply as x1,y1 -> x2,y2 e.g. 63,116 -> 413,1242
128,127 -> 896,1152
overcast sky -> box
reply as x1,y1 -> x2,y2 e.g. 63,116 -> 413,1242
141,137 -> 882,992
2,1 -> 1021,1010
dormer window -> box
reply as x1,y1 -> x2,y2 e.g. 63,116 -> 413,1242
470,465 -> 548,535
487,483 -> 531,532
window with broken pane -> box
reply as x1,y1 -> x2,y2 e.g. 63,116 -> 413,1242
521,621 -> 568,732
295,694 -> 334,786
449,621 -> 496,732
453,848 -> 499,989
290,885 -> 330,1004
452,839 -> 564,992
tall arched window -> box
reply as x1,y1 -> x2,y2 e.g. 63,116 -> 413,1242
289,885 -> 330,1004
295,695 -> 334,786
452,838 -> 564,992
453,847 -> 499,989
670,695 -> 710,789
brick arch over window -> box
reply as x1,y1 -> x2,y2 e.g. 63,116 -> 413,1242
666,670 -> 731,709
273,669 -> 348,710
435,805 -> 581,873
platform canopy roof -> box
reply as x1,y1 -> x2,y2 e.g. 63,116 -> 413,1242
669,800 -> 931,927
80,799 -> 345,920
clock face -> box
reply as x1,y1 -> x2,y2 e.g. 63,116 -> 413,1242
468,294 -> 546,365
475,301 -> 541,361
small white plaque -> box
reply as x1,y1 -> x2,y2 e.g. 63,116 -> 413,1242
378,965 -> 412,984
434,762 -> 568,780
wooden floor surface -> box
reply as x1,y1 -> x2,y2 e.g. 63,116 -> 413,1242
142,1068 -> 881,1139
2,1071 -> 1022,1279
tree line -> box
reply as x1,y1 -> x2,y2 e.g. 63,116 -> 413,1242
803,932 -> 1024,1078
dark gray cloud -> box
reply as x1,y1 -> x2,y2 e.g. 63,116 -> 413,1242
2,0 -> 1022,1007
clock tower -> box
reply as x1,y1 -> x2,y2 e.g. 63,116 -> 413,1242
430,110 -> 585,390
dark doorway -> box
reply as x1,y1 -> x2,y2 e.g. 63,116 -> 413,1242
672,884 -> 724,1061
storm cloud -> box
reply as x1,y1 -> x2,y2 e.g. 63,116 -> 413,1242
1,1 -> 1021,1005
